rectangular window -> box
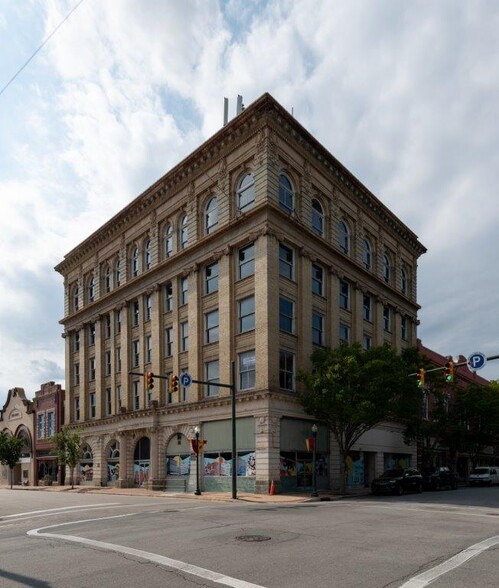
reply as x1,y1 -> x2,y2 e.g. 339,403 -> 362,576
145,295 -> 152,321
74,396 -> 80,421
279,244 -> 294,280
132,301 -> 140,326
238,296 -> 255,333
73,332 -> 80,352
383,306 -> 392,332
238,243 -> 255,279
205,360 -> 219,397
205,262 -> 219,294
37,413 -> 45,439
279,297 -> 295,333
363,295 -> 372,321
105,314 -> 112,338
339,280 -> 349,310
339,323 -> 350,342
89,392 -> 96,418
133,381 -> 140,411
239,350 -> 255,390
363,334 -> 372,351
312,264 -> 324,296
312,312 -> 324,346
165,327 -> 173,357
116,385 -> 122,410
88,323 -> 96,345
74,363 -> 80,386
165,283 -> 173,311
401,316 -> 408,340
145,335 -> 152,363
105,350 -> 112,376
47,411 -> 55,437
205,310 -> 219,344
116,347 -> 121,373
115,310 -> 122,334
279,350 -> 295,391
89,357 -> 96,381
181,321 -> 188,352
105,387 -> 112,416
132,339 -> 140,368
180,276 -> 188,305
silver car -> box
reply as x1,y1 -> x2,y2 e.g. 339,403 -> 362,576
469,467 -> 499,486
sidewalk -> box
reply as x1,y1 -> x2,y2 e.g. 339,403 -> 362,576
11,485 -> 371,503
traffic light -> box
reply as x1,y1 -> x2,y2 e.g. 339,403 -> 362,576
169,374 -> 179,393
416,368 -> 425,389
146,371 -> 154,390
444,361 -> 454,383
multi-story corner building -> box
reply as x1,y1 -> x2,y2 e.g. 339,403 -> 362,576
55,93 -> 426,493
33,381 -> 65,485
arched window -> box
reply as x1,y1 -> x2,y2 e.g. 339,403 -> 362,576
103,265 -> 111,294
339,220 -> 350,254
72,284 -> 79,312
362,238 -> 372,270
165,224 -> 173,258
131,246 -> 139,277
237,172 -> 255,213
401,266 -> 408,295
311,199 -> 324,236
114,257 -> 121,287
180,215 -> 188,249
80,444 -> 94,482
87,275 -> 95,303
107,441 -> 120,482
205,196 -> 218,234
383,253 -> 391,283
144,239 -> 151,270
279,173 -> 294,213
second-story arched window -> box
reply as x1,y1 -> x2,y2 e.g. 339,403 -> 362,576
237,172 -> 255,213
131,246 -> 139,277
205,197 -> 218,234
165,224 -> 173,258
339,220 -> 350,254
311,199 -> 324,236
180,215 -> 189,249
279,173 -> 294,213
362,238 -> 372,270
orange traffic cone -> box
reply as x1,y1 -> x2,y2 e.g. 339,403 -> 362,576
269,479 -> 276,495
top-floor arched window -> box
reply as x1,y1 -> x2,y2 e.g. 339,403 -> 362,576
144,238 -> 151,270
401,266 -> 408,295
205,197 -> 218,234
72,283 -> 79,312
383,253 -> 391,283
362,238 -> 372,270
236,172 -> 255,213
114,257 -> 121,287
311,199 -> 324,236
180,215 -> 189,249
279,173 -> 294,214
131,245 -> 139,277
87,275 -> 95,303
339,220 -> 350,254
103,265 -> 111,294
165,224 -> 173,258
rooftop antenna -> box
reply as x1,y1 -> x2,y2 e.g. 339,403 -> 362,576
236,94 -> 244,115
223,97 -> 229,126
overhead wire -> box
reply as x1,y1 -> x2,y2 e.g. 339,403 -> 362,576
0,0 -> 86,97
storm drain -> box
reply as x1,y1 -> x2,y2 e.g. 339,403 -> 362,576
236,535 -> 271,542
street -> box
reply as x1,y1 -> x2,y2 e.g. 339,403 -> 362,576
0,487 -> 498,587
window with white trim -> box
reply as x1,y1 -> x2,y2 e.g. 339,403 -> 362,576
205,309 -> 219,344
239,350 -> 255,390
238,243 -> 255,279
279,173 -> 294,213
205,196 -> 218,234
279,243 -> 294,280
237,173 -> 255,213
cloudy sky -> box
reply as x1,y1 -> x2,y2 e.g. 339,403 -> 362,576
1,0 -> 498,407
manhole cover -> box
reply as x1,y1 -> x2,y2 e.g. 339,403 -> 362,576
236,535 -> 271,542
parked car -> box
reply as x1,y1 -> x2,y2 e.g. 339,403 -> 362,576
468,467 -> 499,486
421,466 -> 458,491
371,468 -> 423,496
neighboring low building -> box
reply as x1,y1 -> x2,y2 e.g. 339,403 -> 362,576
0,388 -> 35,486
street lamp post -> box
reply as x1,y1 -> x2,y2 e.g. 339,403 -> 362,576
311,424 -> 318,497
194,425 -> 201,496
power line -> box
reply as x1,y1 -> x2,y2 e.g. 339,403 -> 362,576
0,0 -> 86,97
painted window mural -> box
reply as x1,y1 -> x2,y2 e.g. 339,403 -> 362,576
166,455 -> 191,475
203,451 -> 256,477
107,441 -> 120,482
79,445 -> 94,482
345,451 -> 364,489
133,437 -> 150,487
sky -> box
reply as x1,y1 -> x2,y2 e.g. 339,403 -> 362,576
1,0 -> 499,407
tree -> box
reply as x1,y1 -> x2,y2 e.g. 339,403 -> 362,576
298,343 -> 416,493
0,432 -> 24,489
51,426 -> 82,489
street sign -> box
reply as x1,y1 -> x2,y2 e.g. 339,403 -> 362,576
180,372 -> 192,387
467,352 -> 487,372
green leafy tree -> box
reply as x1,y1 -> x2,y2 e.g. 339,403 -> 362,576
51,426 -> 82,489
0,432 -> 24,489
298,343 -> 417,493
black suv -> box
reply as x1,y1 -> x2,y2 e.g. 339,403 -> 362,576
371,468 -> 423,495
422,466 -> 458,491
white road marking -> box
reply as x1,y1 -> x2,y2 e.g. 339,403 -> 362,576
0,503 -> 120,518
28,513 -> 267,588
399,534 -> 499,587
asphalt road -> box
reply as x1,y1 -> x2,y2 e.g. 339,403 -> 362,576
0,487 -> 498,588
